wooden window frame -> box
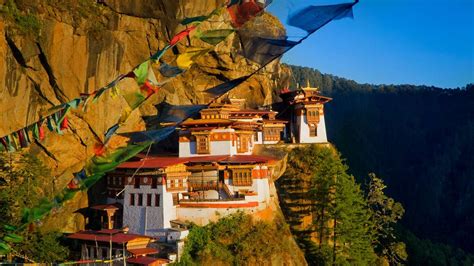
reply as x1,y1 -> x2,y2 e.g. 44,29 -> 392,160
196,135 -> 210,154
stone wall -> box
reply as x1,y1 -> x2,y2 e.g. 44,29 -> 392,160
0,0 -> 288,232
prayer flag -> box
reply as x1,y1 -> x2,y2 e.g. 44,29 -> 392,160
67,98 -> 81,109
60,116 -> 69,130
287,3 -> 354,33
23,127 -> 31,144
181,15 -> 208,25
150,45 -> 170,62
104,124 -> 120,144
32,122 -> 40,140
47,116 -> 55,131
94,143 -> 106,156
181,7 -> 222,25
133,61 -> 150,86
196,29 -> 235,45
159,63 -> 185,78
0,137 -> 7,151
176,47 -> 211,69
39,123 -> 45,140
140,80 -> 159,97
128,127 -> 176,144
18,130 -> 28,148
5,135 -> 15,152
227,0 -> 272,28
155,103 -> 207,123
11,132 -> 19,150
170,26 -> 197,46
205,75 -> 250,96
239,34 -> 298,65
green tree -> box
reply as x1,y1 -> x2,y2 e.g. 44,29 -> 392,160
366,173 -> 407,264
278,145 -> 377,265
0,152 -> 69,262
176,212 -> 297,265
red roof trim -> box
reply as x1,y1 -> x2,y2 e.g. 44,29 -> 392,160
67,231 -> 151,244
117,155 -> 276,169
128,247 -> 159,256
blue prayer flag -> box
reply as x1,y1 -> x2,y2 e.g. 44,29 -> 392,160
287,3 -> 354,33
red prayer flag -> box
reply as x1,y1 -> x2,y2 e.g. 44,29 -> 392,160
169,26 -> 197,46
140,80 -> 160,97
17,130 -> 27,148
60,116 -> 69,130
67,177 -> 80,190
0,137 -> 7,150
38,123 -> 45,140
94,143 -> 106,156
227,0 -> 263,28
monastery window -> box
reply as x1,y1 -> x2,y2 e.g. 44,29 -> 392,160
196,135 -> 210,154
254,132 -> 259,142
310,124 -> 318,137
129,193 -> 135,206
151,178 -> 158,189
137,194 -> 143,206
147,194 -> 152,206
233,170 -> 252,186
107,176 -> 112,185
155,194 -> 160,207
237,135 -> 249,153
134,177 -> 140,189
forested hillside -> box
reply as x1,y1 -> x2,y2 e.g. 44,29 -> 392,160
288,65 -> 474,255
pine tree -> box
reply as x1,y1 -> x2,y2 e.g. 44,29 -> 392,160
332,173 -> 376,265
366,173 -> 407,264
0,152 -> 69,262
278,145 -> 377,265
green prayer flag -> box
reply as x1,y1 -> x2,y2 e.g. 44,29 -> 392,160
5,135 -> 15,152
47,117 -> 55,132
67,98 -> 81,109
123,92 -> 146,109
53,113 -> 63,135
133,60 -> 150,86
181,15 -> 208,25
197,29 -> 235,45
10,133 -> 19,150
32,123 -> 39,140
150,46 -> 170,62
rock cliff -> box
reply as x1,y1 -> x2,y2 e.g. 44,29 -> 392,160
0,0 -> 293,251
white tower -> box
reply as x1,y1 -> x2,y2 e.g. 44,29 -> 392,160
282,81 -> 332,143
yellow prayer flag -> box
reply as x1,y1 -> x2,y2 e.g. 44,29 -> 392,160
176,47 -> 211,69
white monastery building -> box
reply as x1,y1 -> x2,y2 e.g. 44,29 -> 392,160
101,84 -> 331,237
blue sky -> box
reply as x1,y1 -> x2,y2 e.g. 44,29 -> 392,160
267,0 -> 474,88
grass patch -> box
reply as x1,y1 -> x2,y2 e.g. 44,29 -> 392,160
0,0 -> 41,36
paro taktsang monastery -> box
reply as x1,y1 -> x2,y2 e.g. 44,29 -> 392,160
70,84 -> 331,263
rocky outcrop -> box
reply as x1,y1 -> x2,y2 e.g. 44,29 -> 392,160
0,1 -> 288,232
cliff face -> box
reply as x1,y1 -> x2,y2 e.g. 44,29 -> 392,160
0,0 -> 288,231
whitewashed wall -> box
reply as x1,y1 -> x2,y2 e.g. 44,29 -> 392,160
296,114 -> 328,143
